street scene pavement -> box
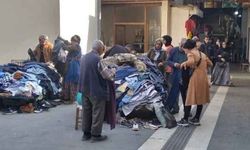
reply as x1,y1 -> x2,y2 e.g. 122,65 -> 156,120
0,64 -> 250,150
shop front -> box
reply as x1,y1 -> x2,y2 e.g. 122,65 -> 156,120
101,0 -> 169,53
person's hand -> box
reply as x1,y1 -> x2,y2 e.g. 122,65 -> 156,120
174,63 -> 180,69
221,58 -> 225,62
180,62 -> 187,70
158,62 -> 163,67
64,40 -> 70,45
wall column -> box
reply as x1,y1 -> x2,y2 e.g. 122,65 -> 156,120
161,0 -> 171,36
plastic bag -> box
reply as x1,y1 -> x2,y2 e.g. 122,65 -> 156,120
76,92 -> 83,105
153,102 -> 177,129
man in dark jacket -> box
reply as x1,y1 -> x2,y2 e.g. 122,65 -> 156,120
166,38 -> 187,114
78,40 -> 108,142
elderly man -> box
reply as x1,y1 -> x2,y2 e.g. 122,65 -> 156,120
79,40 -> 108,142
33,34 -> 53,63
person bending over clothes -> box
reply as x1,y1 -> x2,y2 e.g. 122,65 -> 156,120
79,40 -> 109,142
177,39 -> 213,127
166,38 -> 187,114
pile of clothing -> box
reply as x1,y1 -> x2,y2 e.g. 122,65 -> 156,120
0,62 -> 62,114
99,53 -> 176,128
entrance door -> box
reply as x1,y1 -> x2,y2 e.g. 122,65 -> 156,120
115,24 -> 145,53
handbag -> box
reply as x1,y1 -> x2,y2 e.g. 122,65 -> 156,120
189,51 -> 202,77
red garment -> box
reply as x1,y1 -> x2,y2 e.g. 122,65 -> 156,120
185,19 -> 196,36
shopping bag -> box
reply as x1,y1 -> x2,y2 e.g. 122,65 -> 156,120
76,92 -> 83,105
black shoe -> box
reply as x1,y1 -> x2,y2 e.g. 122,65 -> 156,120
91,135 -> 107,142
170,109 -> 179,115
2,108 -> 17,115
189,118 -> 201,126
189,113 -> 192,118
82,134 -> 91,141
177,118 -> 189,127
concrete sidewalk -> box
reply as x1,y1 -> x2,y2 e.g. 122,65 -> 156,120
1,63 -> 249,150
0,105 -> 154,150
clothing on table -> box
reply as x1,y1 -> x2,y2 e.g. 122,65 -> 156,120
99,53 -> 146,81
103,45 -> 129,58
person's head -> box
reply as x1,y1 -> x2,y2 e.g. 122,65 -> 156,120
216,39 -> 221,47
216,38 -> 220,43
179,38 -> 187,49
183,39 -> 196,52
154,38 -> 163,50
71,35 -> 81,46
192,36 -> 202,49
92,40 -> 105,55
204,36 -> 209,44
38,34 -> 48,46
222,41 -> 227,49
162,35 -> 172,46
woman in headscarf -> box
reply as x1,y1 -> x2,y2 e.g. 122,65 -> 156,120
147,38 -> 167,74
62,35 -> 82,104
211,41 -> 232,86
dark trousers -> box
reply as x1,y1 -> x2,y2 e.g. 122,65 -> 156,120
180,69 -> 190,115
183,105 -> 203,120
82,96 -> 106,136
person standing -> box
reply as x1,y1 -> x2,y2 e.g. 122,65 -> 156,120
166,38 -> 187,114
177,39 -> 213,126
147,38 -> 167,74
62,35 -> 82,104
33,34 -> 53,63
201,36 -> 215,68
162,35 -> 174,78
79,40 -> 108,142
211,41 -> 232,86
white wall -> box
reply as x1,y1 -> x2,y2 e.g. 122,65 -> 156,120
60,0 -> 100,54
170,7 -> 190,47
0,0 -> 60,64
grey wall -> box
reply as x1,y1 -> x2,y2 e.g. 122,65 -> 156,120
0,0 -> 60,64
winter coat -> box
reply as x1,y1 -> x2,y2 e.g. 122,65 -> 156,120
181,49 -> 213,106
33,42 -> 53,63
